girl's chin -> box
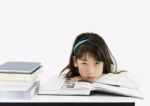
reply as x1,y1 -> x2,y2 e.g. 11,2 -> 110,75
85,77 -> 97,81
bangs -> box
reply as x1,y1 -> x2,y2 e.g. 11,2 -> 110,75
75,43 -> 104,62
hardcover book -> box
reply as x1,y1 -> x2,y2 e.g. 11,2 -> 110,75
0,81 -> 39,99
0,61 -> 41,74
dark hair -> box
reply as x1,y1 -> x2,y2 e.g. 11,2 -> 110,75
60,32 -> 117,78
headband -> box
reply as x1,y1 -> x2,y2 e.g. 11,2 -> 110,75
73,39 -> 89,54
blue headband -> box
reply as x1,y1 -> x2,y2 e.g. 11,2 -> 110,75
74,39 -> 89,54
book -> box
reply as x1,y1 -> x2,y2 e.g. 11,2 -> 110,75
0,81 -> 39,99
0,67 -> 42,81
0,80 -> 35,87
0,61 -> 41,74
38,73 -> 143,99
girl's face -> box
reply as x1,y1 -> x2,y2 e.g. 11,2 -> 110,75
73,52 -> 104,81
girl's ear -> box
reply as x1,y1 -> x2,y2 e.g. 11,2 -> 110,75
73,56 -> 78,67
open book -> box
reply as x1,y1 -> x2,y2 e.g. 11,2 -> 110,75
38,72 -> 143,99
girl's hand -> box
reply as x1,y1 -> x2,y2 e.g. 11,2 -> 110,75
70,76 -> 82,81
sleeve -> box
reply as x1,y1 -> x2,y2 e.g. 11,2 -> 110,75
59,69 -> 70,78
111,65 -> 139,88
111,64 -> 128,73
121,71 -> 139,87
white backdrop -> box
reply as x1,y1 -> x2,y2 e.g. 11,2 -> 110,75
0,0 -> 149,105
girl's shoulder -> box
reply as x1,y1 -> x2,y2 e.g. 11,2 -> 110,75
111,65 -> 134,79
111,64 -> 139,86
111,64 -> 127,73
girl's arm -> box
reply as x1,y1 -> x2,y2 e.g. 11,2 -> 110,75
70,76 -> 83,81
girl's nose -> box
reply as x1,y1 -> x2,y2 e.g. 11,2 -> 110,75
87,67 -> 95,74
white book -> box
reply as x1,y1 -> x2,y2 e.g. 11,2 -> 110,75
0,81 -> 39,99
0,61 -> 41,74
0,67 -> 42,81
0,80 -> 35,87
38,74 -> 143,99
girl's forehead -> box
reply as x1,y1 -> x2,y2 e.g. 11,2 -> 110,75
79,52 -> 96,61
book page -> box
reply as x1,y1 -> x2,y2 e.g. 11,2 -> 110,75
40,76 -> 91,90
61,78 -> 77,89
74,80 -> 93,90
95,72 -> 138,89
92,82 -> 143,99
40,76 -> 66,90
39,76 -> 91,95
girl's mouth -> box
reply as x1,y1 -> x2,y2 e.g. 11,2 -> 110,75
86,76 -> 96,80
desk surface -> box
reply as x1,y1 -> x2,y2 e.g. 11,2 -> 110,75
0,94 -> 140,102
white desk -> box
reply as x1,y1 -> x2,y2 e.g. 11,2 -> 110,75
0,94 -> 144,106
0,94 -> 138,102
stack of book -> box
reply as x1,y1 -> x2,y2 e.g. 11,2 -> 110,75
0,61 -> 42,99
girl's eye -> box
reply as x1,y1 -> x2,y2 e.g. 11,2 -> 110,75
82,63 -> 87,64
95,62 -> 100,64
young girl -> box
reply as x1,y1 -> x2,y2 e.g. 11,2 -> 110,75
60,32 -> 136,83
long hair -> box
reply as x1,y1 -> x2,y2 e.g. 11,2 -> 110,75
60,32 -> 117,78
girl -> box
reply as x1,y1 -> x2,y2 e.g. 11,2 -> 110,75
60,32 -> 135,83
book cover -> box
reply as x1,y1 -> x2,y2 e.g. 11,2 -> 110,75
0,61 -> 41,74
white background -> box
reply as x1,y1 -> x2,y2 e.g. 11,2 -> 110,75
0,0 -> 149,105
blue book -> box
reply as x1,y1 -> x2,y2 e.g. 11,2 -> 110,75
0,61 -> 41,74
